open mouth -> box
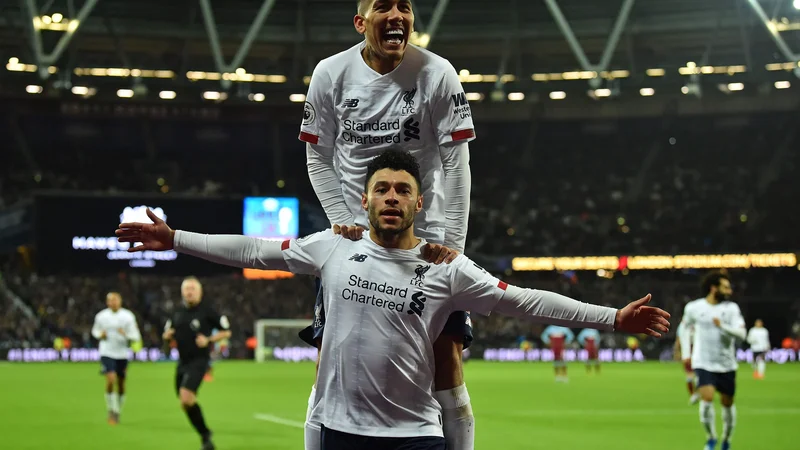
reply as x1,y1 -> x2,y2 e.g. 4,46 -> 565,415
383,28 -> 405,46
381,208 -> 403,218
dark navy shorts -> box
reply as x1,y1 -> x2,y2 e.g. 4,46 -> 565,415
175,358 -> 209,395
299,279 -> 474,349
321,425 -> 446,450
695,368 -> 736,396
100,356 -> 129,379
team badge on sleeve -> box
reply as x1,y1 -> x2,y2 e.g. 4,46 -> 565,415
303,102 -> 316,126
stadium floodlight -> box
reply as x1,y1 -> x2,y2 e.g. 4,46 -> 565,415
71,86 -> 89,95
289,94 -> 306,103
639,88 -> 655,96
465,92 -> 484,101
681,86 -> 690,94
549,91 -> 567,100
645,68 -> 665,77
52,13 -> 63,23
248,93 -> 265,102
795,0 -> 800,10
26,85 -> 43,94
203,91 -> 221,100
507,92 -> 525,101
594,88 -> 612,97
159,90 -> 176,99
116,89 -> 134,98
727,82 -> 744,91
775,81 -> 791,89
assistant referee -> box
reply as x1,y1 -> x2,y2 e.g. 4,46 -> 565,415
163,276 -> 231,450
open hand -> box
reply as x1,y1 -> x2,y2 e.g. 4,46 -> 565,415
614,294 -> 671,337
196,334 -> 209,348
115,208 -> 175,252
333,224 -> 365,241
421,243 -> 459,265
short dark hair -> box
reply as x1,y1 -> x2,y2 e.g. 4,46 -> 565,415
701,271 -> 729,296
364,149 -> 422,194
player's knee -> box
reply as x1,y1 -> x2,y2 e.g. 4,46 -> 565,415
105,372 -> 117,386
179,389 -> 197,408
720,395 -> 734,407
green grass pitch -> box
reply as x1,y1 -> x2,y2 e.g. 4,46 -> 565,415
2,361 -> 796,449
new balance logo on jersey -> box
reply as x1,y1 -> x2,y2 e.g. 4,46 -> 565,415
407,291 -> 427,317
342,98 -> 360,108
349,254 -> 368,262
403,117 -> 420,141
401,88 -> 417,115
410,264 -> 430,287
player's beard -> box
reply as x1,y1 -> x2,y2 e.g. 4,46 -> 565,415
368,206 -> 415,239
715,292 -> 732,302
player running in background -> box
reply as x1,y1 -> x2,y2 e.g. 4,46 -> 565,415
116,149 -> 671,450
91,291 -> 141,425
679,271 -> 745,450
540,325 -> 574,382
676,319 -> 699,404
577,328 -> 601,374
299,0 -> 476,448
746,319 -> 770,379
162,277 -> 232,450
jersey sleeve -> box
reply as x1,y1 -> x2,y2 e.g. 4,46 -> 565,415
430,64 -> 476,146
126,312 -> 142,341
299,64 -> 337,147
281,229 -> 343,276
207,305 -> 231,332
447,256 -> 506,315
91,312 -> 104,339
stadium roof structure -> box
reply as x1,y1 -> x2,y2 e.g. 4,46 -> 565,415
1,0 -> 799,100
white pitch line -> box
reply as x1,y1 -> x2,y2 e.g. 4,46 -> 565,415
254,413 -> 306,429
507,407 -> 800,417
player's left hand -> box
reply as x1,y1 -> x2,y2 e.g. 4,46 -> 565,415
333,224 -> 364,241
196,334 -> 209,348
421,243 -> 459,264
614,294 -> 671,338
712,317 -> 721,327
117,328 -> 126,336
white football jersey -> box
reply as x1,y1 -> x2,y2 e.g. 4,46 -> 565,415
681,298 -> 745,373
282,230 -> 505,438
91,308 -> 141,359
747,327 -> 770,352
299,42 -> 476,244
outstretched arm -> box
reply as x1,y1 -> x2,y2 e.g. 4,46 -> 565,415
494,286 -> 618,331
174,231 -> 290,271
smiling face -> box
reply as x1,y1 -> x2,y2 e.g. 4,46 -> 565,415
354,0 -> 415,69
362,168 -> 422,237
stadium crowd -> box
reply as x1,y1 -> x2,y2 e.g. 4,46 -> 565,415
2,110 -> 799,356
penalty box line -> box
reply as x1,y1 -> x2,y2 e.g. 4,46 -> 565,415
254,413 -> 305,429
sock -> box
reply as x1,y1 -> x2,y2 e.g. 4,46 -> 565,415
185,403 -> 211,438
105,393 -> 115,413
304,386 -> 321,450
722,405 -> 736,442
686,376 -> 696,395
118,395 -> 125,414
699,400 -> 717,439
757,360 -> 766,376
434,384 -> 474,450
110,393 -> 120,414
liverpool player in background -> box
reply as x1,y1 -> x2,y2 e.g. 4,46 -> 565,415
299,0 -> 476,449
116,149 -> 671,450
541,325 -> 574,382
746,319 -> 770,379
91,291 -> 141,425
679,272 -> 745,450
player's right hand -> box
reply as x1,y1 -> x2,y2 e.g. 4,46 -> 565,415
100,331 -> 107,340
162,329 -> 175,340
333,224 -> 365,241
116,208 -> 175,252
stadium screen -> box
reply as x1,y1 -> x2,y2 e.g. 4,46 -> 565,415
242,197 -> 299,280
34,193 -> 243,275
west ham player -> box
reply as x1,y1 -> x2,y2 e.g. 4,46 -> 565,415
116,150 -> 671,450
541,325 -> 574,382
91,291 -> 141,425
299,0 -> 476,448
577,327 -> 601,374
163,277 -> 232,450
679,272 -> 745,450
746,319 -> 770,379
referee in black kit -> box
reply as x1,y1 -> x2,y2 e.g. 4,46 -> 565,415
163,276 -> 231,450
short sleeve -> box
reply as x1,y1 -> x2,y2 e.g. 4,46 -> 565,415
299,64 -> 337,147
207,306 -> 230,331
430,64 -> 476,146
281,229 -> 342,276
448,256 -> 506,315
